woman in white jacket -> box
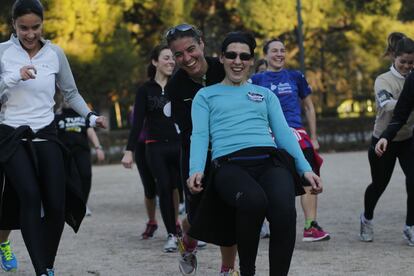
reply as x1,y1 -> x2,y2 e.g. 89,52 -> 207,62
0,1 -> 106,275
360,33 -> 414,246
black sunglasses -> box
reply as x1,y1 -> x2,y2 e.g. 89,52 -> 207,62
223,51 -> 252,61
166,24 -> 196,39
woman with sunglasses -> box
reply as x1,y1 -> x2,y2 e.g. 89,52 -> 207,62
0,1 -> 106,275
122,45 -> 182,253
187,31 -> 322,276
165,23 -> 237,275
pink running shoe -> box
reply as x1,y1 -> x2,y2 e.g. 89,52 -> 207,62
303,221 -> 330,242
141,222 -> 158,240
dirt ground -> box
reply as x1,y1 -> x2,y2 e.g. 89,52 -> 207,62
7,151 -> 413,275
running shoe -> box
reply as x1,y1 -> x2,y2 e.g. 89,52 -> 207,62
403,225 -> 414,246
47,268 -> 55,276
177,237 -> 197,275
179,251 -> 197,275
359,214 -> 373,242
197,240 -> 207,249
303,221 -> 330,242
164,234 -> 178,253
85,205 -> 92,217
141,222 -> 158,239
220,269 -> 240,276
260,222 -> 270,239
0,240 -> 18,272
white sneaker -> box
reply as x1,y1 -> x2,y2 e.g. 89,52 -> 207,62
85,206 -> 92,217
197,240 -> 207,249
164,234 -> 177,253
179,251 -> 197,275
403,225 -> 414,246
260,222 -> 270,239
359,213 -> 373,242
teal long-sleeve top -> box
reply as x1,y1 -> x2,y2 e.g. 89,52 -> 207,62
189,82 -> 312,176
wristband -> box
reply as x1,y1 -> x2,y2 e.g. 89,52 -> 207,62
95,145 -> 103,150
86,111 -> 98,127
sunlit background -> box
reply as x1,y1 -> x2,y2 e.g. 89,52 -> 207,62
1,0 -> 414,130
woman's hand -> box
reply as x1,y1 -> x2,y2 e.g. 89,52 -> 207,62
121,150 -> 133,169
303,171 -> 323,194
187,172 -> 204,194
95,116 -> 107,129
20,65 -> 37,81
375,138 -> 388,157
311,138 -> 320,151
95,148 -> 105,162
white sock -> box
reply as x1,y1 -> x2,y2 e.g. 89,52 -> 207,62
361,213 -> 372,224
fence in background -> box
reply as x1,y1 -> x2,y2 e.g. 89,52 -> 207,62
94,117 -> 376,164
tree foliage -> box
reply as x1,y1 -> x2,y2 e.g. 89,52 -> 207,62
1,0 -> 414,120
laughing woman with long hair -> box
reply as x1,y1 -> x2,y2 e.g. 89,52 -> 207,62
0,1 -> 106,275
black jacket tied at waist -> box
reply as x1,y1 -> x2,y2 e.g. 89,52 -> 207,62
0,123 -> 86,232
188,147 -> 305,246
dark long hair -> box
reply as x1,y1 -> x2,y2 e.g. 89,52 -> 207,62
147,45 -> 170,80
12,0 -> 44,20
384,32 -> 406,58
394,37 -> 414,57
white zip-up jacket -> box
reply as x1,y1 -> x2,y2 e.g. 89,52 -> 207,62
0,34 -> 91,132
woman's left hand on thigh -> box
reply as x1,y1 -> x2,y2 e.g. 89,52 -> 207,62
303,172 -> 323,194
187,172 -> 204,194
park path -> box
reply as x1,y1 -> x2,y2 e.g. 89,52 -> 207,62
7,151 -> 412,275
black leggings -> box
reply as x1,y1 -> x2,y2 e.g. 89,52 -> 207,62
4,141 -> 65,276
71,148 -> 92,202
135,142 -> 157,199
214,158 -> 296,276
364,137 -> 414,225
146,141 -> 181,234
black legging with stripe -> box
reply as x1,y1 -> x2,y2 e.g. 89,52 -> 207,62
145,141 -> 181,235
213,157 -> 296,276
3,141 -> 65,276
134,142 -> 157,199
364,136 -> 414,225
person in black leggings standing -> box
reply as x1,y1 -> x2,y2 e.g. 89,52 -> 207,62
0,104 -> 18,272
122,45 -> 182,252
187,31 -> 322,276
132,120 -> 159,239
373,34 -> 414,246
0,1 -> 106,275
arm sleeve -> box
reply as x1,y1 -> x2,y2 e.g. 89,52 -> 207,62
296,71 -> 312,99
375,76 -> 397,112
52,45 -> 91,117
126,86 -> 147,151
267,91 -> 312,175
0,71 -> 21,94
0,44 -> 22,96
381,73 -> 414,141
189,91 -> 210,176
